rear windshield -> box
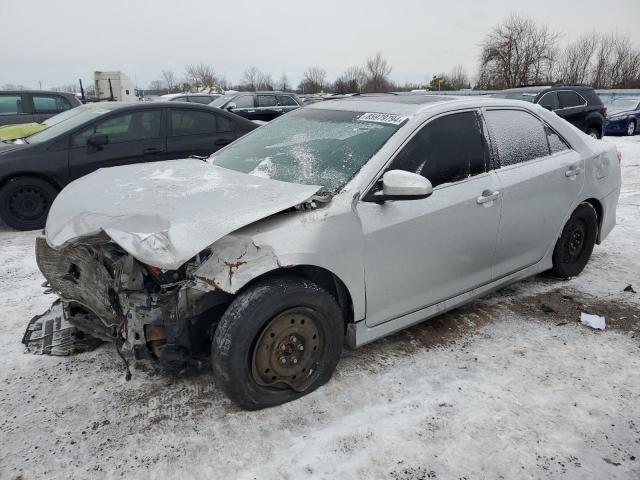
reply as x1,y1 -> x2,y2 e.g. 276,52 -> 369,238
210,108 -> 403,193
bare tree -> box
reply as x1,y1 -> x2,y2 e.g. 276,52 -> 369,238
333,66 -> 366,94
300,67 -> 327,94
51,84 -> 79,93
555,33 -> 599,85
445,65 -> 470,90
364,52 -> 392,92
277,73 -> 290,91
184,63 -> 218,91
160,69 -> 178,92
478,14 -> 559,89
147,80 -> 165,92
241,67 -> 261,90
1,83 -> 30,90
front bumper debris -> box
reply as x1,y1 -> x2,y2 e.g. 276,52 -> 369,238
22,300 -> 102,356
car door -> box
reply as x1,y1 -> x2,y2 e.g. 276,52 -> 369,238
0,92 -> 32,126
30,93 -> 73,123
166,107 -> 236,158
68,108 -> 165,180
556,90 -> 587,129
256,94 -> 280,121
228,94 -> 256,119
484,108 -> 585,279
358,110 -> 501,327
277,94 -> 300,115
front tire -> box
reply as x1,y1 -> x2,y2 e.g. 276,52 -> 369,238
0,176 -> 58,230
212,276 -> 344,410
550,203 -> 598,279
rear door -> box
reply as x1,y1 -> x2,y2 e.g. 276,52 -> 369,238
556,90 -> 587,129
277,94 -> 300,115
166,108 -> 236,158
68,108 -> 165,180
485,108 -> 585,278
0,92 -> 32,125
30,93 -> 74,123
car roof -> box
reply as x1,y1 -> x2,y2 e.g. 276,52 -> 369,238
307,94 -> 541,116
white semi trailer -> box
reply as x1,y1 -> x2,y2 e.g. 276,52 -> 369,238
94,71 -> 138,102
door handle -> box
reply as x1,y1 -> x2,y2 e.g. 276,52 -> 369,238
214,138 -> 232,146
476,190 -> 500,205
143,147 -> 161,155
565,167 -> 582,177
246,110 -> 255,113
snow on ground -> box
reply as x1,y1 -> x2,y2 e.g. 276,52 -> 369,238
1,137 -> 639,480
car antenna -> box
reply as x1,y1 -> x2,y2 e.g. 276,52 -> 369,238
79,79 -> 86,103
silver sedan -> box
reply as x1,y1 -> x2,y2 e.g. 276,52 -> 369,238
36,95 -> 622,409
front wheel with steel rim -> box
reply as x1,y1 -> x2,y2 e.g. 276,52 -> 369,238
626,120 -> 636,136
550,202 -> 598,279
0,176 -> 58,230
212,276 -> 344,410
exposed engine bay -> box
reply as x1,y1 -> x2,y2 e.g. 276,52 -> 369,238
27,234 -> 232,373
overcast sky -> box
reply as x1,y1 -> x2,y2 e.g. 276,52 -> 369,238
2,0 -> 639,90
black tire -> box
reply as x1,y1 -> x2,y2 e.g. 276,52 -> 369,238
626,120 -> 636,136
585,126 -> 601,139
0,176 -> 58,230
212,276 -> 344,410
550,203 -> 598,279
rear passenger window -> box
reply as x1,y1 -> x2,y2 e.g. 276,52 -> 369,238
388,111 -> 489,188
0,94 -> 23,115
538,92 -> 559,110
32,95 -> 72,113
258,95 -> 277,107
170,109 -> 218,136
558,91 -> 584,108
485,110 -> 550,166
546,125 -> 570,154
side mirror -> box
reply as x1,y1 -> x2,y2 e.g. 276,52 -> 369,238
368,170 -> 433,203
87,133 -> 108,147
225,102 -> 237,112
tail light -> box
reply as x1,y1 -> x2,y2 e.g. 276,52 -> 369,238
616,149 -> 622,163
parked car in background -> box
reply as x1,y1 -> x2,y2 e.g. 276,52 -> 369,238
0,103 -> 102,141
605,97 -> 640,136
0,102 -> 256,230
0,91 -> 81,126
492,85 -> 606,138
35,95 -> 620,409
160,93 -> 222,104
210,91 -> 302,121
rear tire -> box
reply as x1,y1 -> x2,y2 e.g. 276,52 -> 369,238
212,276 -> 344,410
550,203 -> 598,279
585,126 -> 601,139
626,120 -> 636,136
0,176 -> 58,230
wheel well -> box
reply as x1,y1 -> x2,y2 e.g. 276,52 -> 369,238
586,122 -> 602,136
583,198 -> 603,243
0,173 -> 62,192
239,265 -> 355,327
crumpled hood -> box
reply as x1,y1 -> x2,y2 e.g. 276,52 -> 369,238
46,159 -> 321,269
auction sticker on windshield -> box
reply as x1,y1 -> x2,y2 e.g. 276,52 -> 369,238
358,112 -> 407,125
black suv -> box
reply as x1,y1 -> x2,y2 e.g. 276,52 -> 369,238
493,85 -> 606,138
210,91 -> 302,122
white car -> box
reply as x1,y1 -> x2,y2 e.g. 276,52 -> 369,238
34,95 -> 621,409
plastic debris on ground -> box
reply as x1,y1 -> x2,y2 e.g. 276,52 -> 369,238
580,312 -> 606,330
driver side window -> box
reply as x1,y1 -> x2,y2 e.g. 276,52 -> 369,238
387,111 -> 489,188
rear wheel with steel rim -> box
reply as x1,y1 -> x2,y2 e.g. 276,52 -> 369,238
0,176 -> 58,230
550,203 -> 598,279
627,120 -> 636,136
212,276 -> 343,410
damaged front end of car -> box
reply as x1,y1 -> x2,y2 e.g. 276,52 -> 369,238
29,233 -> 233,373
